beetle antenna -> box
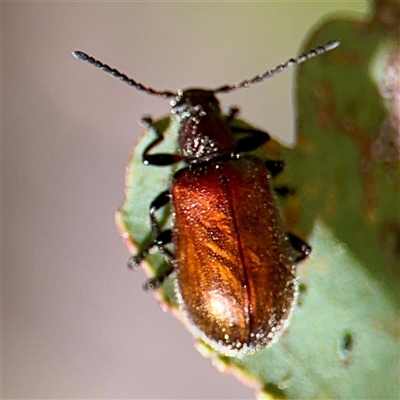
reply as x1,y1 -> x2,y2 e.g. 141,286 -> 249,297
213,40 -> 340,94
72,51 -> 177,99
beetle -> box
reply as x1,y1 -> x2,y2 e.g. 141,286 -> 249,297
73,40 -> 339,356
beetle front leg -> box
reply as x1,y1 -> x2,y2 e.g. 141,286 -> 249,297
141,116 -> 183,166
225,106 -> 240,124
232,126 -> 271,153
226,108 -> 272,152
226,109 -> 287,177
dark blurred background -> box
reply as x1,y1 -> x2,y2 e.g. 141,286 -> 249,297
3,2 -> 366,399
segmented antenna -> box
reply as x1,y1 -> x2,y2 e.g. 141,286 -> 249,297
72,51 -> 177,99
72,40 -> 339,99
213,40 -> 340,94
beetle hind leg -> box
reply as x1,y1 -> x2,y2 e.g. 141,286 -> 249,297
288,232 -> 311,262
143,266 -> 175,290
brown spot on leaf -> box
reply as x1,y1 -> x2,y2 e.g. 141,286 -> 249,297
312,73 -> 379,222
297,282 -> 307,307
333,48 -> 363,68
297,133 -> 317,154
283,195 -> 302,229
314,80 -> 336,128
388,318 -> 400,341
324,98 -> 378,223
338,331 -> 354,368
373,0 -> 400,34
325,187 -> 338,217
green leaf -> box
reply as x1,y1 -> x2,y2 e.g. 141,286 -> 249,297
116,2 -> 400,398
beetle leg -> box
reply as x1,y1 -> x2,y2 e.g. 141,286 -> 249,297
232,127 -> 271,153
269,159 -> 293,195
127,229 -> 173,269
225,108 -> 272,152
274,186 -> 295,196
265,159 -> 285,177
128,230 -> 174,291
128,189 -> 176,290
149,190 -> 171,241
129,228 -> 175,291
141,116 -> 183,166
287,232 -> 311,262
143,266 -> 175,291
145,203 -> 175,289
265,161 -> 294,193
225,106 -> 240,124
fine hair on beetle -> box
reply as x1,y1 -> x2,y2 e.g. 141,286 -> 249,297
73,40 -> 339,356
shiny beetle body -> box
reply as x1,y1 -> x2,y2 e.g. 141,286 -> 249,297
171,90 -> 298,355
73,40 -> 339,356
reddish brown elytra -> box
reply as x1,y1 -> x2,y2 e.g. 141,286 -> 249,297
73,40 -> 339,356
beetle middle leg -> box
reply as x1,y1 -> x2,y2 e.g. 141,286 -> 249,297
288,232 -> 311,262
128,189 -> 175,290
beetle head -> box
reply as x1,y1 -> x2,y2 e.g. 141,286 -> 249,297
171,89 -> 236,163
171,89 -> 222,123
